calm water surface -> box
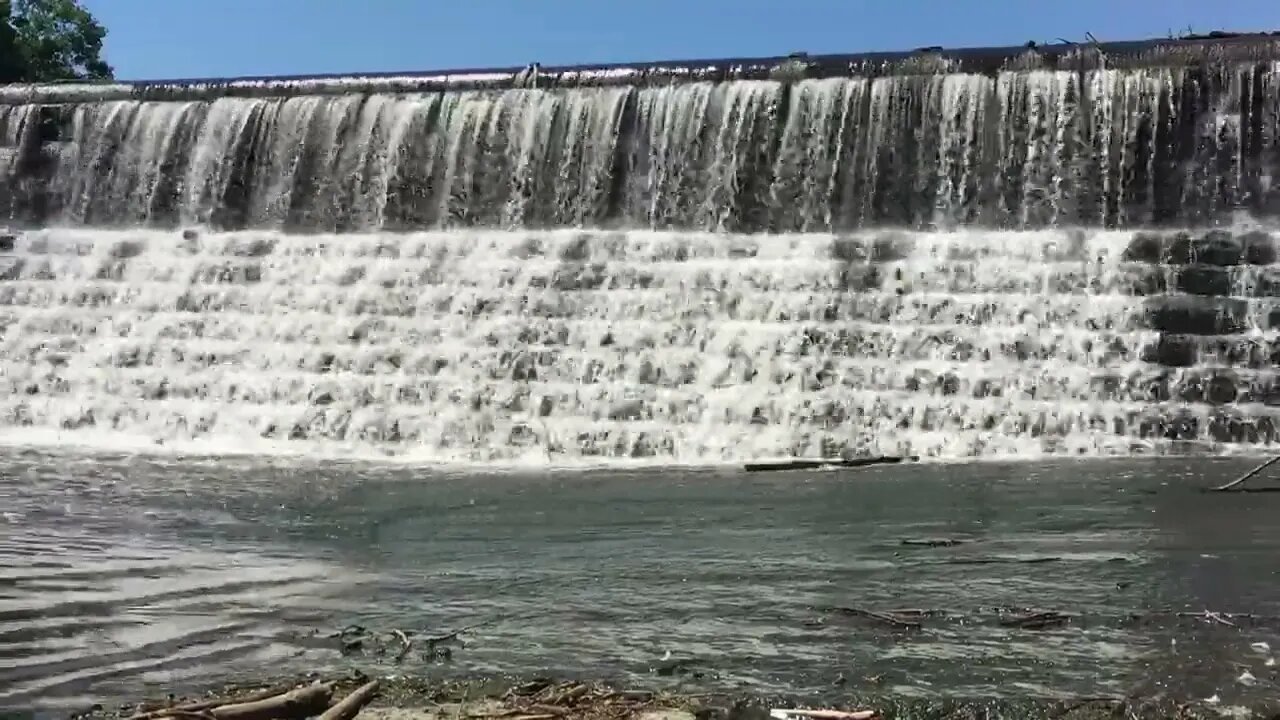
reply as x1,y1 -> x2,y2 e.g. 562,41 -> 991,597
2,452 -> 1279,712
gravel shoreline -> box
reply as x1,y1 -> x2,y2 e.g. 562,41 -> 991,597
62,673 -> 1280,720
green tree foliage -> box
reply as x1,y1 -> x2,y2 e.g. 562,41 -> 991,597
0,1 -> 24,83
0,0 -> 113,83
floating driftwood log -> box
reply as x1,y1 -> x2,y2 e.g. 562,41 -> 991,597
829,606 -> 923,631
1212,455 -> 1280,491
770,710 -> 878,720
743,456 -> 912,473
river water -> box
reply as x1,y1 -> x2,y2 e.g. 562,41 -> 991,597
3,451 -> 1279,713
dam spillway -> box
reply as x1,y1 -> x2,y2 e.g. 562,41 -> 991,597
1,38 -> 1280,462
4,60 -> 1280,231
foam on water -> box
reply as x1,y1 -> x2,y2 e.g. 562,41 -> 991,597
2,225 -> 1278,463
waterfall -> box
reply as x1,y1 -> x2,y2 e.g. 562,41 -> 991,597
1,58 -> 1279,463
4,66 -> 1280,232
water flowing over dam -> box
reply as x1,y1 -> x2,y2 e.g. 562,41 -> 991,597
2,38 -> 1280,462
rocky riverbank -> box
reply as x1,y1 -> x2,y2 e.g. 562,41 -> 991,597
65,673 -> 1280,720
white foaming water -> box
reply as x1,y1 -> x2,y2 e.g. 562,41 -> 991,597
2,225 -> 1277,464
4,67 -> 1276,233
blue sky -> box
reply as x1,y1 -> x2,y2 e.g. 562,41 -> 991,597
82,0 -> 1278,81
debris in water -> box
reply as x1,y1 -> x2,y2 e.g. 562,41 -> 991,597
769,710 -> 877,720
1211,455 -> 1280,491
829,606 -> 922,631
900,538 -> 968,548
998,609 -> 1071,630
1199,611 -> 1237,627
391,628 -> 412,664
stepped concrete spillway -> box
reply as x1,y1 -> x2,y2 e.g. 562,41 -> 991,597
0,34 -> 1279,462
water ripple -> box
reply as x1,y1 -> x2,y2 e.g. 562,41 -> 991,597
3,451 -> 1280,712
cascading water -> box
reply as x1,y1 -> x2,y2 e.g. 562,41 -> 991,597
1,51 -> 1279,463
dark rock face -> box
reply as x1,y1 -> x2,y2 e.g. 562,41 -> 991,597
1124,231 -> 1278,267
1125,229 -> 1280,447
1145,297 -> 1250,336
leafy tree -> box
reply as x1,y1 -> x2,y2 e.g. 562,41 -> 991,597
1,0 -> 113,83
0,1 -> 23,83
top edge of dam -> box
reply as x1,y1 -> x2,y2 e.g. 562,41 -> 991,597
1,30 -> 1279,105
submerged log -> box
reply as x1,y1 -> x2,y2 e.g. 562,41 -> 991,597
743,456 -> 910,472
770,710 -> 877,720
1212,455 -> 1280,491
830,606 -> 923,630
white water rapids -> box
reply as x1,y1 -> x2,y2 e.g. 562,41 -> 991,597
2,225 -> 1277,463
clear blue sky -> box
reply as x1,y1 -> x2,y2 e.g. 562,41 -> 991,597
82,0 -> 1279,81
